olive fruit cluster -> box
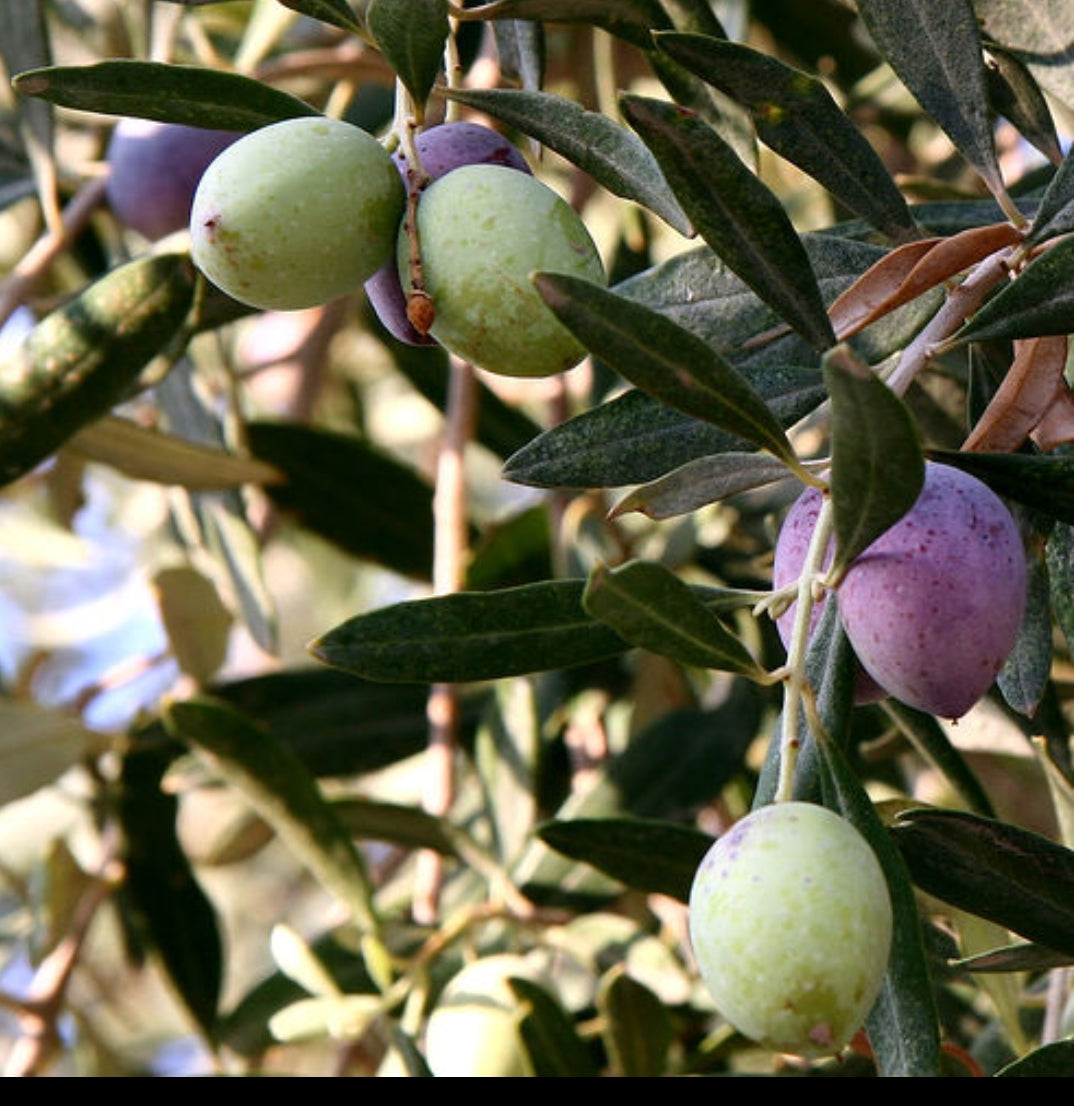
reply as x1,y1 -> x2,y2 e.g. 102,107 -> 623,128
188,115 -> 605,377
689,801 -> 893,1059
772,461 -> 1027,719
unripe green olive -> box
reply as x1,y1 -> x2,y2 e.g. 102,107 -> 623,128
689,801 -> 893,1059
398,164 -> 605,377
189,116 -> 405,311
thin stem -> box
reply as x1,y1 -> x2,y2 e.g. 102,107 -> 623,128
774,494 -> 834,804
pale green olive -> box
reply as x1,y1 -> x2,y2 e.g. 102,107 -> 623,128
689,801 -> 893,1059
398,164 -> 605,377
190,116 -> 404,311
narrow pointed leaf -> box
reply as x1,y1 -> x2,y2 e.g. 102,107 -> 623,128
891,807 -> 1074,956
812,730 -> 942,1076
311,579 -> 630,683
620,93 -> 836,350
582,559 -> 768,679
1025,144 -> 1074,245
977,0 -> 1074,116
609,451 -> 798,520
164,696 -> 380,933
13,60 -> 318,131
511,976 -> 601,1077
598,968 -> 674,1078
278,0 -> 366,35
824,345 -> 925,574
536,817 -> 713,902
455,0 -> 671,50
927,449 -> 1074,526
366,0 -> 448,111
984,46 -> 1064,167
856,0 -> 1006,202
533,272 -> 800,469
655,32 -> 920,243
955,234 -> 1074,343
444,86 -> 692,235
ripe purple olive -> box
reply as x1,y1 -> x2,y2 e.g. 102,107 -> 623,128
773,462 -> 1028,719
365,121 -> 532,346
106,118 -> 240,241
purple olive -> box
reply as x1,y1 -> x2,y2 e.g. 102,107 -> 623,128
106,118 -> 241,241
773,463 -> 1028,718
365,121 -> 531,346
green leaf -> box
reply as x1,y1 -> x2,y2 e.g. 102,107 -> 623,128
278,0 -> 367,35
366,0 -> 448,112
620,93 -> 837,350
597,967 -> 674,1078
116,740 -> 223,1036
824,345 -> 925,575
997,549 -> 1052,717
444,86 -> 692,235
0,251 -> 195,487
955,234 -> 1074,343
536,816 -> 713,902
856,0 -> 1007,204
503,373 -> 824,491
164,696 -> 380,933
812,731 -> 943,1077
245,420 -> 436,581
533,272 -> 802,471
984,46 -> 1064,168
928,448 -> 1074,525
582,559 -> 769,679
1025,144 -> 1074,245
511,976 -> 601,1077
610,450 -> 799,521
455,0 -> 672,50
996,1040 -> 1074,1077
978,0 -> 1074,116
654,32 -> 920,244
310,579 -> 629,683
891,807 -> 1074,956
12,60 -> 318,131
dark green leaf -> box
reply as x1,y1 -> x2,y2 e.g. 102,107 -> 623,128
511,976 -> 601,1077
856,0 -> 1007,202
533,272 -> 802,470
654,32 -> 920,243
503,375 -> 823,490
928,447 -> 1074,525
824,344 -> 925,574
278,0 -> 366,35
245,420 -> 436,581
611,450 -> 799,520
0,251 -> 195,487
366,0 -> 448,111
978,0 -> 1074,115
582,559 -> 768,678
984,46 -> 1064,169
116,740 -> 223,1036
12,60 -> 318,131
455,0 -> 671,50
996,1040 -> 1074,1077
164,696 -> 380,933
620,93 -> 837,350
311,579 -> 628,683
997,548 -> 1052,716
444,86 -> 692,235
491,17 -> 545,90
812,729 -> 943,1077
536,816 -> 713,902
1047,521 -> 1074,654
597,967 -> 674,1077
1025,145 -> 1074,245
891,807 -> 1074,956
956,234 -> 1074,343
